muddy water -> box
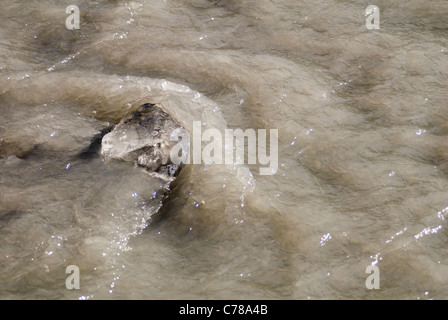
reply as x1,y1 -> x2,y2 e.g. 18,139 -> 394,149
0,0 -> 448,299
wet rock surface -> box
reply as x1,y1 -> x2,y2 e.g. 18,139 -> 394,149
101,103 -> 184,180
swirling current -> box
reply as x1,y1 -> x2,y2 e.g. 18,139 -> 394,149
0,0 -> 447,299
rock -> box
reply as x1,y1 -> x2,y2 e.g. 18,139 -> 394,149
101,103 -> 184,180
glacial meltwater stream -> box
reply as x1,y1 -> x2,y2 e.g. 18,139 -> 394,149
0,0 -> 447,299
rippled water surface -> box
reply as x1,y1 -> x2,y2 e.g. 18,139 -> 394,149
1,0 -> 448,299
